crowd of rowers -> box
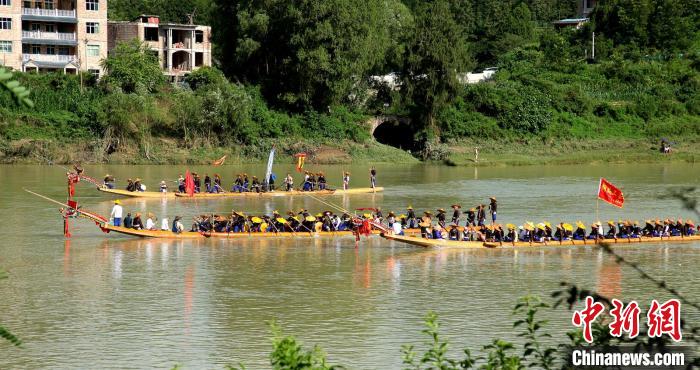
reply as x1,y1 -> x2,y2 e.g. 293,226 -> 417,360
109,198 -> 698,239
103,169 -> 370,193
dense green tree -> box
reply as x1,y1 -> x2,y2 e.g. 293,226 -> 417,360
402,0 -> 471,141
470,0 -> 536,65
100,40 -> 165,94
212,0 -> 397,111
108,0 -> 212,24
591,0 -> 697,54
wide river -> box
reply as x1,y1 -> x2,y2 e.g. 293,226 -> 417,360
0,163 -> 699,369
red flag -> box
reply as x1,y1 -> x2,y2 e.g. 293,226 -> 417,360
294,153 -> 306,173
185,170 -> 195,197
598,178 -> 624,208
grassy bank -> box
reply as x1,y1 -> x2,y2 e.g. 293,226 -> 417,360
443,137 -> 700,166
0,137 -> 419,165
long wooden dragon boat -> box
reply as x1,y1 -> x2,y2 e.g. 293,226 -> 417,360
97,186 -> 383,199
382,233 -> 700,249
100,223 -> 418,239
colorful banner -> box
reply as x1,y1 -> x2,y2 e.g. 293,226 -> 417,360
294,153 -> 306,173
264,148 -> 275,191
598,178 -> 624,208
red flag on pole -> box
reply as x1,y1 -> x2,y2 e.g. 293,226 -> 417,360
598,178 -> 624,208
185,170 -> 195,197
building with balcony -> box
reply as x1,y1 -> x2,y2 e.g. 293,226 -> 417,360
0,0 -> 107,76
108,15 -> 212,80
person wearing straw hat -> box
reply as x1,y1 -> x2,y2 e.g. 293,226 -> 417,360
145,213 -> 157,230
436,208 -> 446,228
232,174 -> 244,192
464,207 -> 476,226
251,176 -> 262,193
448,224 -> 461,241
573,221 -> 586,240
476,204 -> 486,226
419,211 -> 432,238
451,204 -> 461,225
406,206 -> 417,229
605,220 -> 617,239
685,220 -> 696,236
110,200 -> 123,226
125,178 -> 136,192
103,174 -> 115,189
193,173 -> 201,193
342,171 -> 350,190
159,180 -> 168,193
505,224 -> 517,242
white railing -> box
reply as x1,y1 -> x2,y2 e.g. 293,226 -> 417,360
23,54 -> 77,63
22,8 -> 76,18
22,31 -> 76,41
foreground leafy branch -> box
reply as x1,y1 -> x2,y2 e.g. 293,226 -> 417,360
0,68 -> 33,108
0,269 -> 21,347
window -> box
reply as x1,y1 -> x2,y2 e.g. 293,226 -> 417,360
58,46 -> 69,55
86,44 -> 99,57
0,18 -> 10,30
88,68 -> 99,78
31,23 -> 40,31
144,27 -> 158,41
86,22 -> 99,34
85,0 -> 98,11
0,41 -> 11,53
44,23 -> 54,32
195,30 -> 203,43
46,45 -> 55,54
44,0 -> 53,9
31,44 -> 40,54
0,0 -> 11,6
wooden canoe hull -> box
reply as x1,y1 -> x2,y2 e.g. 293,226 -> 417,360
100,224 -> 419,239
382,233 -> 700,249
97,187 -> 177,198
173,187 -> 384,198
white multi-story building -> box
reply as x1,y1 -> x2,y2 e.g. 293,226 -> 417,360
0,0 -> 108,77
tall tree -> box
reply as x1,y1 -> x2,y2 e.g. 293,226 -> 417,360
212,0 -> 393,111
402,0 -> 471,141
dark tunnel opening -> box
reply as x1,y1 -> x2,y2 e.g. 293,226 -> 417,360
373,120 -> 417,152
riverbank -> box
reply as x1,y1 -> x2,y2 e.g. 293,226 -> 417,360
442,137 -> 700,167
2,135 -> 699,167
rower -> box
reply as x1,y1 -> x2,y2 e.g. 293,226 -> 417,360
251,176 -> 261,193
375,208 -> 384,222
242,174 -> 250,191
573,221 -> 586,240
302,172 -> 312,191
132,213 -> 144,230
146,213 -> 157,230
126,178 -> 135,192
159,181 -> 168,193
172,216 -> 184,233
161,217 -> 170,231
177,174 -> 185,193
204,174 -> 212,193
284,173 -> 294,191
103,174 -> 115,189
505,224 -> 517,242
193,173 -> 201,193
451,204 -> 461,225
448,224 -> 461,241
476,205 -> 486,226
465,208 -> 476,226
605,221 -> 617,239
308,173 -> 317,191
386,212 -> 396,227
370,167 -> 377,189
419,211 -> 432,238
685,220 -> 696,235
392,220 -> 404,235
318,172 -> 327,190
406,206 -> 417,229
124,212 -> 133,229
436,208 -> 446,228
232,174 -> 244,192
214,174 -> 223,193
134,178 -> 144,192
